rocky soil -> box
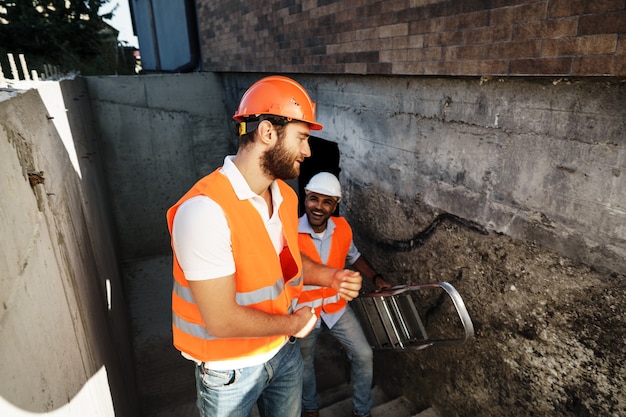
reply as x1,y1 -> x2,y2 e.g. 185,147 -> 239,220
346,196 -> 626,417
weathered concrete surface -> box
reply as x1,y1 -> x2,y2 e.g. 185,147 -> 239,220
0,81 -> 137,415
310,76 -> 625,276
307,76 -> 626,417
122,255 -> 195,416
86,72 -> 232,261
221,75 -> 625,276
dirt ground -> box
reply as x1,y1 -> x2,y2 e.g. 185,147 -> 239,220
346,199 -> 626,417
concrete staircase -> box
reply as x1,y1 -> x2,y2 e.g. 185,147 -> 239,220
313,383 -> 437,417
249,383 -> 439,417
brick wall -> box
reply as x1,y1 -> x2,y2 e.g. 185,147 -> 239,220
195,0 -> 626,76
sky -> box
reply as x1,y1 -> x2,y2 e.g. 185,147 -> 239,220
103,1 -> 138,48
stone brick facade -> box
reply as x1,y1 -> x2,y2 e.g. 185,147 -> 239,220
195,0 -> 626,76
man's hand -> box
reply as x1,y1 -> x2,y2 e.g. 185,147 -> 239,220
301,254 -> 362,300
374,276 -> 393,292
292,307 -> 318,338
330,269 -> 362,301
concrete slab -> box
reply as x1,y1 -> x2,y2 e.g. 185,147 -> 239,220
413,408 -> 441,417
320,386 -> 388,417
123,255 -> 196,416
372,396 -> 419,417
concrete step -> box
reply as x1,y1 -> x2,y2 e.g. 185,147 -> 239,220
317,383 -> 440,417
318,381 -> 354,409
253,382 -> 442,417
412,408 -> 441,417
319,385 -> 388,417
371,395 -> 419,417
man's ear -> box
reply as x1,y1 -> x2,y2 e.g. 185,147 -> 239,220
257,120 -> 275,145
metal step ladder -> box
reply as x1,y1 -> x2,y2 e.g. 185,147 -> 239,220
351,283 -> 475,351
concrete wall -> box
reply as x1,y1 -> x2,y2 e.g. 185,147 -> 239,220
83,73 -> 234,415
220,73 -> 625,275
86,72 -> 231,261
0,81 -> 137,415
320,75 -> 626,274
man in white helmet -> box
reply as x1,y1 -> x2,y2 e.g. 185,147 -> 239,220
297,172 -> 392,417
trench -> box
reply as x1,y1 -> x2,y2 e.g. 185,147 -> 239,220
100,75 -> 626,417
2,74 -> 624,417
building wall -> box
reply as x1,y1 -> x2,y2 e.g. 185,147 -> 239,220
196,0 -> 626,76
0,81 -> 137,416
86,72 -> 231,260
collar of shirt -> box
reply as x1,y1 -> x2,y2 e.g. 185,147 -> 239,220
221,156 -> 285,253
221,155 -> 284,210
298,214 -> 336,238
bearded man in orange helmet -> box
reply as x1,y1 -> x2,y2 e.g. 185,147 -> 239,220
166,76 -> 362,417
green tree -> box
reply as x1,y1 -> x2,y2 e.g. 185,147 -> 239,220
0,0 -> 128,76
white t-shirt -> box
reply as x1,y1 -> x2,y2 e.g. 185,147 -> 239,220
171,156 -> 287,370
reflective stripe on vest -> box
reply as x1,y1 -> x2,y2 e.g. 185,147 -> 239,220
166,169 -> 303,362
172,310 -> 214,340
173,275 -> 300,309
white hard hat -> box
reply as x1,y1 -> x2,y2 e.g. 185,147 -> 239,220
304,172 -> 342,202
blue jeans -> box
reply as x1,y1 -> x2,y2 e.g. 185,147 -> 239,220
299,306 -> 374,416
195,341 -> 302,417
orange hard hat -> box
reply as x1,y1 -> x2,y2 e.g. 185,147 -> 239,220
233,75 -> 323,131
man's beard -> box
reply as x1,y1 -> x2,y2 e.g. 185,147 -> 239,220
261,135 -> 300,180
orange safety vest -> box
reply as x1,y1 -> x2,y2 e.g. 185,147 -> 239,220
165,169 -> 303,362
297,216 -> 352,315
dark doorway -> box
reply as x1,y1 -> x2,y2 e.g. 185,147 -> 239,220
298,136 -> 341,215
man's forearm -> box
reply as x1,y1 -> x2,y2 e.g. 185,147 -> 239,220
301,253 -> 337,286
352,256 -> 378,281
188,277 -> 311,338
